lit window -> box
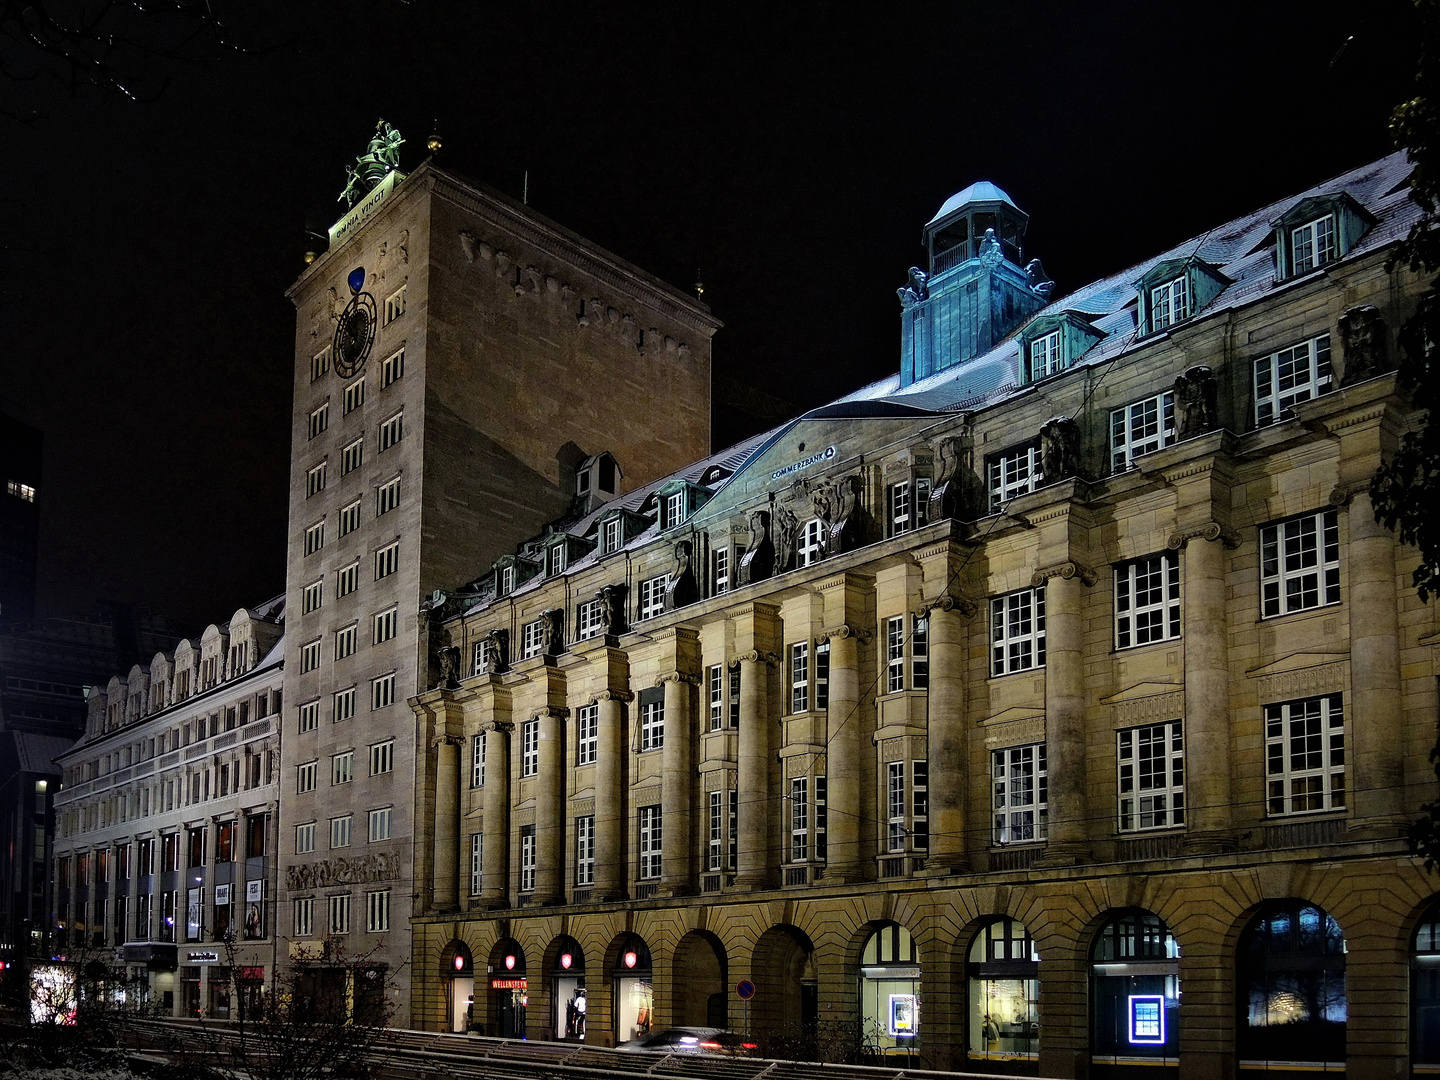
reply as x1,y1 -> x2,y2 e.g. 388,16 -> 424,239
521,621 -> 544,659
576,704 -> 598,765
989,443 -> 1041,509
383,284 -> 407,325
310,346 -> 331,383
308,402 -> 329,440
297,761 -> 318,794
330,815 -> 351,848
521,719 -> 539,777
303,520 -> 325,557
341,437 -> 364,475
297,700 -> 319,733
791,777 -> 809,862
992,744 -> 1047,844
328,893 -> 350,934
575,816 -> 595,885
333,687 -> 355,723
306,461 -> 327,497
1260,510 -> 1340,617
369,740 -> 393,776
638,805 -> 662,880
334,623 -> 357,661
378,411 -> 403,452
791,642 -> 809,713
1117,720 -> 1185,831
301,579 -> 323,614
365,889 -> 390,932
1266,694 -> 1345,815
1254,334 -> 1333,426
343,377 -> 365,415
1115,554 -> 1181,648
797,519 -> 824,566
337,561 -> 359,597
990,587 -> 1046,676
640,694 -> 664,752
576,599 -> 604,640
381,348 -> 405,388
339,499 -> 362,537
1110,392 -> 1175,472
300,639 -> 321,673
294,896 -> 315,936
370,673 -> 395,710
374,541 -> 399,580
1291,214 -> 1337,275
638,576 -> 666,620
520,825 -> 536,891
367,806 -> 392,842
373,606 -> 397,644
1028,328 -> 1063,381
377,475 -> 401,516
1149,275 -> 1190,331
7,480 -> 36,502
295,822 -> 316,854
331,751 -> 353,786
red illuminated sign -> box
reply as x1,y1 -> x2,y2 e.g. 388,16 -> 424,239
491,978 -> 527,990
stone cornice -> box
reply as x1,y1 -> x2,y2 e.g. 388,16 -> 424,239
1167,522 -> 1241,550
1031,560 -> 1098,587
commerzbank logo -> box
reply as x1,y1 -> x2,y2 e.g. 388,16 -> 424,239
771,445 -> 836,482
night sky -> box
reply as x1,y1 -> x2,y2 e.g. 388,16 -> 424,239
2,1 -> 1421,631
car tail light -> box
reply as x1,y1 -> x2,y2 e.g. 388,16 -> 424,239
742,1043 -> 758,1050
700,1042 -> 721,1049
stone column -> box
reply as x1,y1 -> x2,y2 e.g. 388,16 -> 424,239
734,650 -> 778,888
822,626 -> 865,881
431,734 -> 462,910
1175,524 -> 1238,852
660,672 -> 699,895
594,690 -> 631,900
1035,563 -> 1094,866
1348,490 -> 1406,832
533,706 -> 567,903
924,595 -> 974,873
480,720 -> 512,908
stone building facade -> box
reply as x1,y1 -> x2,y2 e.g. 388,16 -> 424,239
50,600 -> 283,1017
405,153 -> 1440,1080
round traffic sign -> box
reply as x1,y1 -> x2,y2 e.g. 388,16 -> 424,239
736,979 -> 756,1000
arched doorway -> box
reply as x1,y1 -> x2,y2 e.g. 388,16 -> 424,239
440,940 -> 474,1033
674,931 -> 727,1028
1414,899 -> 1440,1068
751,924 -> 817,1058
488,938 -> 527,1039
858,922 -> 920,1062
1237,900 -> 1345,1079
967,916 -> 1040,1072
548,936 -> 586,1041
1091,909 -> 1179,1077
611,934 -> 653,1044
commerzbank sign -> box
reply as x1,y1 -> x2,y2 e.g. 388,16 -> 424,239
771,445 -> 836,482
328,170 -> 403,247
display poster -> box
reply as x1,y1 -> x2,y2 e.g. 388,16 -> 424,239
889,993 -> 918,1036
1128,995 -> 1165,1044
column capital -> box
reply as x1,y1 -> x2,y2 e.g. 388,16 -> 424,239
430,733 -> 465,749
817,624 -> 873,645
487,719 -> 515,734
733,649 -> 780,667
658,671 -> 702,687
595,689 -> 633,704
1166,522 -> 1240,550
923,593 -> 978,619
1031,560 -> 1098,587
534,705 -> 570,721
1329,479 -> 1372,508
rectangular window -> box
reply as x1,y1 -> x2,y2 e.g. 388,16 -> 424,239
310,346 -> 331,383
1266,694 -> 1345,815
304,520 -> 325,556
328,893 -> 350,935
577,599 -> 604,640
369,739 -> 394,775
1255,334 -> 1334,426
638,576 -> 666,620
366,889 -> 390,932
887,762 -> 906,853
887,481 -> 912,537
886,616 -> 905,693
330,815 -> 351,848
306,461 -> 327,497
333,687 -> 355,723
709,665 -> 725,731
472,641 -> 489,677
911,616 -> 929,690
378,411 -> 404,452
992,744 -> 1048,844
1028,328 -> 1063,381
576,704 -> 598,765
337,560 -> 359,597
341,437 -> 364,475
373,606 -> 397,644
638,805 -> 662,880
912,760 -> 929,851
469,834 -> 482,895
519,826 -> 536,892
665,490 -> 686,528
729,666 -> 741,729
368,807 -> 393,842
1291,214 -> 1337,275
729,790 -> 738,869
1118,720 -> 1186,831
602,517 -> 621,554
377,475 -> 401,516
295,822 -> 316,854
339,499 -> 362,537
308,401 -> 329,440
816,775 -> 828,862
384,284 -> 407,324
380,348 -> 405,388
991,587 -> 1046,676
791,777 -> 809,862
989,443 -> 1041,509
640,695 -> 664,752
1261,509 -> 1341,617
331,751 -> 353,786
471,732 -> 485,787
343,376 -> 365,415
300,638 -> 321,673
302,579 -> 323,614
1110,392 -> 1175,472
521,719 -> 539,777
521,620 -> 545,659
815,641 -> 830,710
297,761 -> 317,794
1149,275 -> 1189,331
575,815 -> 595,886
334,623 -> 357,661
374,541 -> 399,580
791,642 -> 809,713
371,673 -> 395,710
298,700 -> 319,733
798,519 -> 824,566
708,790 -> 725,871
712,546 -> 731,594
1115,554 -> 1181,648
546,544 -> 567,577
294,896 -> 314,937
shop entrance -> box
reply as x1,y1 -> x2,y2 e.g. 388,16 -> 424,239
611,934 -> 653,1044
441,939 -> 474,1033
858,922 -> 920,1063
550,936 -> 586,1041
490,938 -> 527,1039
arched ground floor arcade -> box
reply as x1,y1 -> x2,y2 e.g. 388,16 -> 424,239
411,845 -> 1440,1079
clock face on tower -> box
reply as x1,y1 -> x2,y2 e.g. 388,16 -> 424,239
333,266 -> 377,378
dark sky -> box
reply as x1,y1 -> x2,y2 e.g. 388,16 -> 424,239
2,1 -> 1421,630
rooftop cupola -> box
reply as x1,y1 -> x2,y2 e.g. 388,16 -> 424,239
897,181 -> 1053,387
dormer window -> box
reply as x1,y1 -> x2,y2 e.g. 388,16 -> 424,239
1273,192 -> 1374,281
546,544 -> 567,577
1017,312 -> 1106,385
498,566 -> 515,596
1149,276 -> 1190,331
602,518 -> 621,554
1029,330 -> 1062,381
1136,257 -> 1227,338
665,491 -> 686,528
1290,214 -> 1336,275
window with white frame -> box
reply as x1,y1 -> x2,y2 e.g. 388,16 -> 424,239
369,740 -> 393,775
816,776 -> 828,861
729,666 -> 741,729
520,719 -> 539,777
469,834 -> 482,895
640,694 -> 664,752
1117,720 -> 1185,831
576,704 -> 598,765
665,490 -> 686,528
374,541 -> 399,580
992,743 -> 1047,844
991,587 -> 1046,676
378,411 -> 403,452
337,560 -> 359,597
298,700 -> 319,733
798,519 -> 825,566
815,641 -> 830,710
791,643 -> 809,712
887,481 -> 910,537
304,520 -> 325,556
575,815 -> 595,885
886,762 -> 907,853
294,896 -> 314,936
327,893 -> 350,934
383,284 -> 407,324
343,376 -> 365,415
300,639 -> 321,673
373,606 -> 397,644
886,616 -> 906,693
708,789 -> 727,871
341,437 -> 364,475
339,499 -> 361,537
1260,509 -> 1340,617
1149,275 -> 1189,331
310,346 -> 331,383
497,565 -> 514,596
334,623 -> 357,661
371,673 -> 395,710
331,751 -> 353,786
602,517 -> 621,554
472,641 -> 488,677
911,616 -> 928,690
1266,694 -> 1345,815
471,732 -> 485,787
1110,392 -> 1175,472
521,620 -> 545,659
1254,334 -> 1333,426
912,760 -> 928,850
295,822 -> 316,854
296,761 -> 318,794
377,475 -> 401,516
638,576 -> 666,620
576,599 -> 603,640
712,546 -> 731,594
638,805 -> 662,880
381,348 -> 404,388
546,544 -> 566,577
365,889 -> 390,932
989,443 -> 1041,509
1115,554 -> 1181,648
519,825 -> 536,891
302,579 -> 323,614
709,664 -> 725,731
368,806 -> 392,842
306,461 -> 327,497
1028,328 -> 1063,381
333,686 -> 355,723
791,777 -> 809,862
308,402 -> 329,440
1290,214 -> 1337,275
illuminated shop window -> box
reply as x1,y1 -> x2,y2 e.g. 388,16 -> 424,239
1091,909 -> 1179,1068
1237,901 -> 1345,1072
968,917 -> 1039,1064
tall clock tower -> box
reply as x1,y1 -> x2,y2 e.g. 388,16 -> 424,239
277,133 -> 719,1022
